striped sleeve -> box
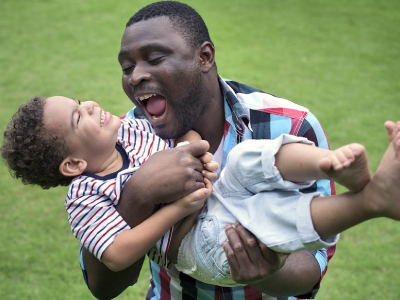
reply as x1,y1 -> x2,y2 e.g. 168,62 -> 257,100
119,119 -> 174,165
65,175 -> 131,261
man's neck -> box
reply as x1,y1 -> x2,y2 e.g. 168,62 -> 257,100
193,76 -> 225,154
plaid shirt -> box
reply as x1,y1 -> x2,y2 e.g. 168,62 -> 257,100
114,77 -> 335,300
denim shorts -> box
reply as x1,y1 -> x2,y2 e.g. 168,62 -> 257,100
176,206 -> 240,287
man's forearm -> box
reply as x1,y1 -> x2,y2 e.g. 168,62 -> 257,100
117,175 -> 156,226
83,247 -> 145,300
250,251 -> 320,297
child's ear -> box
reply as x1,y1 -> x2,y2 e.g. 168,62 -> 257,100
59,157 -> 87,177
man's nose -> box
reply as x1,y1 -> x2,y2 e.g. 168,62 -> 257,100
128,63 -> 151,86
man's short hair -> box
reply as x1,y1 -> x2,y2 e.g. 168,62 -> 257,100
126,1 -> 213,49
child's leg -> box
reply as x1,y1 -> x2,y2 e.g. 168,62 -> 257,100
310,121 -> 400,240
221,136 -> 317,195
318,144 -> 370,192
275,142 -> 370,192
360,121 -> 400,221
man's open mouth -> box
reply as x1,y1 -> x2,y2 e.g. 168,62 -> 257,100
136,94 -> 166,120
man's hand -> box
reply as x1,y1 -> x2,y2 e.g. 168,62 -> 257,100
223,222 -> 320,297
223,222 -> 289,285
129,140 -> 210,206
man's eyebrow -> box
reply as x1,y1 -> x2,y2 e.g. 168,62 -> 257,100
118,49 -> 128,58
139,43 -> 170,52
118,43 -> 170,58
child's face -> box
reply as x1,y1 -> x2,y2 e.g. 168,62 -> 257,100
43,96 -> 121,170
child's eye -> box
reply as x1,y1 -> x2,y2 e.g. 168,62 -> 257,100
77,115 -> 81,124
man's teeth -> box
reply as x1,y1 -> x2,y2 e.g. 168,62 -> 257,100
100,110 -> 105,126
136,94 -> 163,119
137,94 -> 156,101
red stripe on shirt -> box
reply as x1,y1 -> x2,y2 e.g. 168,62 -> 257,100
75,206 -> 103,239
260,107 -> 308,121
290,117 -> 303,136
75,180 -> 83,198
244,285 -> 262,299
224,120 -> 231,138
70,195 -> 103,226
90,179 -> 96,194
214,285 -> 221,300
92,218 -> 125,254
103,182 -> 116,194
66,195 -> 83,211
84,210 -> 117,250
145,134 -> 156,162
159,267 -> 171,300
162,225 -> 174,267
134,130 -> 145,158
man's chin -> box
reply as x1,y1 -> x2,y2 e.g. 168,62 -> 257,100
155,128 -> 185,140
153,127 -> 173,140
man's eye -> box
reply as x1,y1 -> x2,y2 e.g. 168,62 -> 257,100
148,57 -> 163,65
77,115 -> 81,124
122,65 -> 135,73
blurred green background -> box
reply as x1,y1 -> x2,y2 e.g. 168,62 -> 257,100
0,0 -> 399,299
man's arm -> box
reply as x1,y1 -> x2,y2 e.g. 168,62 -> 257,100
83,141 -> 210,299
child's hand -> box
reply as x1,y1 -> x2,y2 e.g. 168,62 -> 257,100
175,130 -> 202,145
200,152 -> 219,182
172,178 -> 212,216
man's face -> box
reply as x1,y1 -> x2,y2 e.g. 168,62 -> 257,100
118,16 -> 207,139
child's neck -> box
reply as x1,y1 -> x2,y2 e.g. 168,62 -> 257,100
95,149 -> 123,176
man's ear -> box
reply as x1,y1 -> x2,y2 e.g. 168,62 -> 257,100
197,41 -> 215,73
59,157 -> 87,177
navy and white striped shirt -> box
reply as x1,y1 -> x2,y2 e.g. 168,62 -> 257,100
67,118 -> 174,265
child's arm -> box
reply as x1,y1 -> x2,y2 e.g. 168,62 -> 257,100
175,130 -> 202,145
101,185 -> 210,272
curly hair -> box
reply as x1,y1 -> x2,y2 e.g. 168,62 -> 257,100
126,1 -> 213,50
1,96 -> 72,189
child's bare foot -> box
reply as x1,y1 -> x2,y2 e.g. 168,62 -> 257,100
319,143 -> 371,192
362,121 -> 400,220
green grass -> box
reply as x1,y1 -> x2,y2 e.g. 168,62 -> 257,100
0,0 -> 399,299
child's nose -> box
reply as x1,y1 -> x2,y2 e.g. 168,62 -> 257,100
83,101 -> 97,114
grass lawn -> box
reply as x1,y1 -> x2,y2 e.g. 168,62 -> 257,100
0,0 -> 399,299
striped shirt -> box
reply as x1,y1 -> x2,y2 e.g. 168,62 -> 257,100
125,77 -> 336,300
66,118 -> 174,265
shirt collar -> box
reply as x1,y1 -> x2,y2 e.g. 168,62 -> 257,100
218,76 -> 251,137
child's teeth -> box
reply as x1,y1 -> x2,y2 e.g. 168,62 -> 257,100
100,110 -> 105,126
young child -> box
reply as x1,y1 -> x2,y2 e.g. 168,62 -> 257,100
2,95 -> 400,287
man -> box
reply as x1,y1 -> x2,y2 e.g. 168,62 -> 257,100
81,2 -> 335,299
